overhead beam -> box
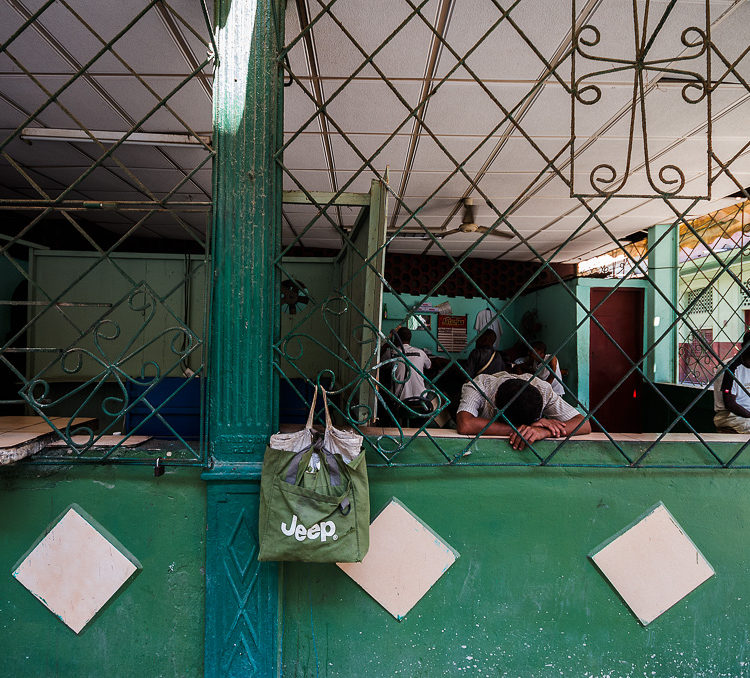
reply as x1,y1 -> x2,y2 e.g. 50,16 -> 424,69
282,190 -> 370,206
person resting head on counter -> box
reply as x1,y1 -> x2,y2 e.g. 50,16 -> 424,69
456,371 -> 591,450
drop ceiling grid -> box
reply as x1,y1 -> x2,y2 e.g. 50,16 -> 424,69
0,0 -> 746,257
431,0 -> 573,82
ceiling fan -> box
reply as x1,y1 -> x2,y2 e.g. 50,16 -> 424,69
280,278 -> 310,315
437,198 -> 514,239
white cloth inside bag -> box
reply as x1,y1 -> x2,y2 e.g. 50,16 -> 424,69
269,386 -> 363,465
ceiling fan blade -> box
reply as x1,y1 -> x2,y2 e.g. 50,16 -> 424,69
476,226 -> 514,239
437,228 -> 462,238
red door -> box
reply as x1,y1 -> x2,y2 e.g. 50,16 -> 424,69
589,287 -> 644,433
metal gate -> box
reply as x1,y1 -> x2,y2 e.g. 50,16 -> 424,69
275,0 -> 750,468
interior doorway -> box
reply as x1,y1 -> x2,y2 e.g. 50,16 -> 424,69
589,288 -> 645,433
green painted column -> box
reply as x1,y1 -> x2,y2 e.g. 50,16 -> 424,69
647,224 -> 678,383
204,0 -> 283,676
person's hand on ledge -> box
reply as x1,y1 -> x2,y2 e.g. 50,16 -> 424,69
508,424 -> 551,450
456,411 -> 591,448
533,417 -> 566,437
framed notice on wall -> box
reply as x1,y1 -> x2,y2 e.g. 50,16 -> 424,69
437,315 -> 467,353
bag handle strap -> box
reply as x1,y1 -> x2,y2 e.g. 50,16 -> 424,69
305,385 -> 319,430
477,350 -> 496,376
305,384 -> 333,430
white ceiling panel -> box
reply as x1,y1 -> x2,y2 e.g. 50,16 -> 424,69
20,1 -> 124,73
399,169 -> 474,199
475,172 -> 560,201
0,74 -> 79,128
423,81 -> 537,137
0,94 -> 27,129
284,84 -> 325,135
88,76 -> 199,132
2,0 -> 748,257
302,0 -> 441,80
0,27 -> 72,73
98,10 -> 195,75
38,75 -> 130,129
107,167 -> 202,195
137,77 -> 211,132
323,80 -> 422,135
34,165 -> 135,193
709,1 -> 750,82
409,133 -> 491,174
509,196 -> 584,218
433,0 -> 573,82
283,132 -> 409,173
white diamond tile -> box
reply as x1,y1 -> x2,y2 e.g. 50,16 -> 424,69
12,506 -> 140,634
589,502 -> 714,626
337,498 -> 458,621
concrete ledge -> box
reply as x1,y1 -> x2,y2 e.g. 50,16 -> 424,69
359,427 -> 748,443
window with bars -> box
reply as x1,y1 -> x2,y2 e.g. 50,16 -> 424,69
3,1 -> 750,469
685,288 -> 714,315
275,0 -> 750,470
0,0 -> 214,465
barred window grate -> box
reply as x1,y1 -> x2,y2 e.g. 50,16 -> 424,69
686,288 -> 714,315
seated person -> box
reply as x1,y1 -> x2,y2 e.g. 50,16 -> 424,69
528,341 -> 564,396
386,327 -> 432,404
456,371 -> 590,449
714,331 -> 750,433
466,330 -> 505,378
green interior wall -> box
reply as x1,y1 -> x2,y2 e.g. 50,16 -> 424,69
280,451 -> 750,677
0,254 -> 26,344
279,257 -> 341,383
0,466 -> 206,678
28,251 -> 207,380
513,282 -> 581,398
381,292 -> 519,359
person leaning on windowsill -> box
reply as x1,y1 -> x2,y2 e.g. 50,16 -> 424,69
455,371 -> 591,450
714,332 -> 750,434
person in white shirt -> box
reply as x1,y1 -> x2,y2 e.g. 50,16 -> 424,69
387,327 -> 432,401
456,371 -> 590,450
474,308 -> 502,350
529,341 -> 564,396
714,332 -> 750,433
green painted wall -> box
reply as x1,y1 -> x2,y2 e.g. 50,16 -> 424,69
514,282 -> 580,398
280,452 -> 750,677
0,254 -> 26,344
28,251 -> 207,380
279,258 -> 341,383
0,466 -> 205,678
382,292 -> 518,359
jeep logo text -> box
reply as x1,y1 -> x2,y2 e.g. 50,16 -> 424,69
280,514 -> 337,542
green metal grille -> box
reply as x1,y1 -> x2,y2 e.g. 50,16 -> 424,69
0,0 -> 214,465
275,0 -> 750,469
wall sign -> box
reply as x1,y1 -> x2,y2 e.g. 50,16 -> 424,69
437,315 -> 467,353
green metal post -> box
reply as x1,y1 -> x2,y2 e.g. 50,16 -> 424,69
204,0 -> 283,676
647,224 -> 678,383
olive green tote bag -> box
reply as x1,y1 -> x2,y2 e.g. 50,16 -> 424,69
258,388 -> 370,562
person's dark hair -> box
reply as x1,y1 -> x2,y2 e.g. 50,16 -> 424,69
530,340 -> 546,358
477,329 -> 496,348
494,378 -> 543,426
395,326 -> 412,344
743,331 -> 750,348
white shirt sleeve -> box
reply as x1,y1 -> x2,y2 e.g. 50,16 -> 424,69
457,381 -> 485,416
538,380 -> 579,421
